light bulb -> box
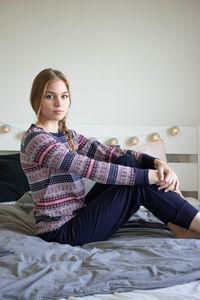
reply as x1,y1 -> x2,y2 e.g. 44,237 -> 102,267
106,138 -> 118,146
2,124 -> 11,133
151,133 -> 160,142
171,126 -> 180,136
129,136 -> 139,146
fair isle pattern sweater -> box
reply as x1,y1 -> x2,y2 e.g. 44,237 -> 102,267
20,124 -> 156,235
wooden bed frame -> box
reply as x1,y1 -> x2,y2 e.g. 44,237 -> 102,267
0,122 -> 199,200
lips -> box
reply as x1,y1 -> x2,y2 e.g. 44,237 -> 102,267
54,110 -> 64,113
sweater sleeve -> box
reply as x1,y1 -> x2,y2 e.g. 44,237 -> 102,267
72,131 -> 156,170
21,130 -> 149,187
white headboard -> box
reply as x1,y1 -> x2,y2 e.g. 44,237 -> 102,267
0,122 -> 199,200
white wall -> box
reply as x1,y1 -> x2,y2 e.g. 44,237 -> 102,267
0,0 -> 199,126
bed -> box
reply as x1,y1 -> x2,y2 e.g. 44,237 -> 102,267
0,123 -> 200,300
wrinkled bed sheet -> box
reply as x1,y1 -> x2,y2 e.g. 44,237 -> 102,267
0,192 -> 200,300
68,280 -> 200,300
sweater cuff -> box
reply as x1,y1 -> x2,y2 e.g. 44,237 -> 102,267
134,168 -> 150,186
142,153 -> 156,169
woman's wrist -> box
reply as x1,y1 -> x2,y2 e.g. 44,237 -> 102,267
148,169 -> 159,185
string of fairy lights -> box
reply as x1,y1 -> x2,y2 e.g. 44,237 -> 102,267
103,126 -> 180,146
1,123 -> 180,146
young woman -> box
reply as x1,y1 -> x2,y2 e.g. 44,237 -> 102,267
20,68 -> 200,246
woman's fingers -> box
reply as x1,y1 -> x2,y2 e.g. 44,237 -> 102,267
175,188 -> 183,198
164,176 -> 174,186
174,179 -> 179,191
164,181 -> 176,192
157,166 -> 164,181
157,182 -> 170,190
164,171 -> 177,184
157,179 -> 181,194
157,179 -> 176,192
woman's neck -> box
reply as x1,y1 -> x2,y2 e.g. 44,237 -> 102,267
35,121 -> 59,133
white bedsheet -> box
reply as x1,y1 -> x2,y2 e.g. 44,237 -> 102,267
1,195 -> 200,300
68,280 -> 200,300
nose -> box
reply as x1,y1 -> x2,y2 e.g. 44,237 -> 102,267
55,96 -> 62,106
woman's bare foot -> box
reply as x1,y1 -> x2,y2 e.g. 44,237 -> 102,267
167,221 -> 200,239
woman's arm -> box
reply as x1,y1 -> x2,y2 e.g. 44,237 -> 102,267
21,130 -> 149,187
73,131 -> 156,169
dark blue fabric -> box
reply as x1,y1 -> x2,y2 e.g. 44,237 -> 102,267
39,154 -> 198,246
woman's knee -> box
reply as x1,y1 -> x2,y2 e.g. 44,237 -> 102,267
114,153 -> 141,168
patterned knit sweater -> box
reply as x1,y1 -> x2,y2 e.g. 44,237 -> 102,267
20,124 -> 156,235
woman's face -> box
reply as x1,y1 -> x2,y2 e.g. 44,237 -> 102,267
39,79 -> 70,123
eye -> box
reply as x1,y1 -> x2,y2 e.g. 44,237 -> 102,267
62,94 -> 69,99
46,94 -> 54,100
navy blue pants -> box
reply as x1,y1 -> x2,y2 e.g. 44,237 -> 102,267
39,154 -> 198,246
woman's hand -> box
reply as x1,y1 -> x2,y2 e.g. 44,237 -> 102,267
154,159 -> 180,193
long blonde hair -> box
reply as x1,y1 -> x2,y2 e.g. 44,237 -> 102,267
30,68 -> 77,153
